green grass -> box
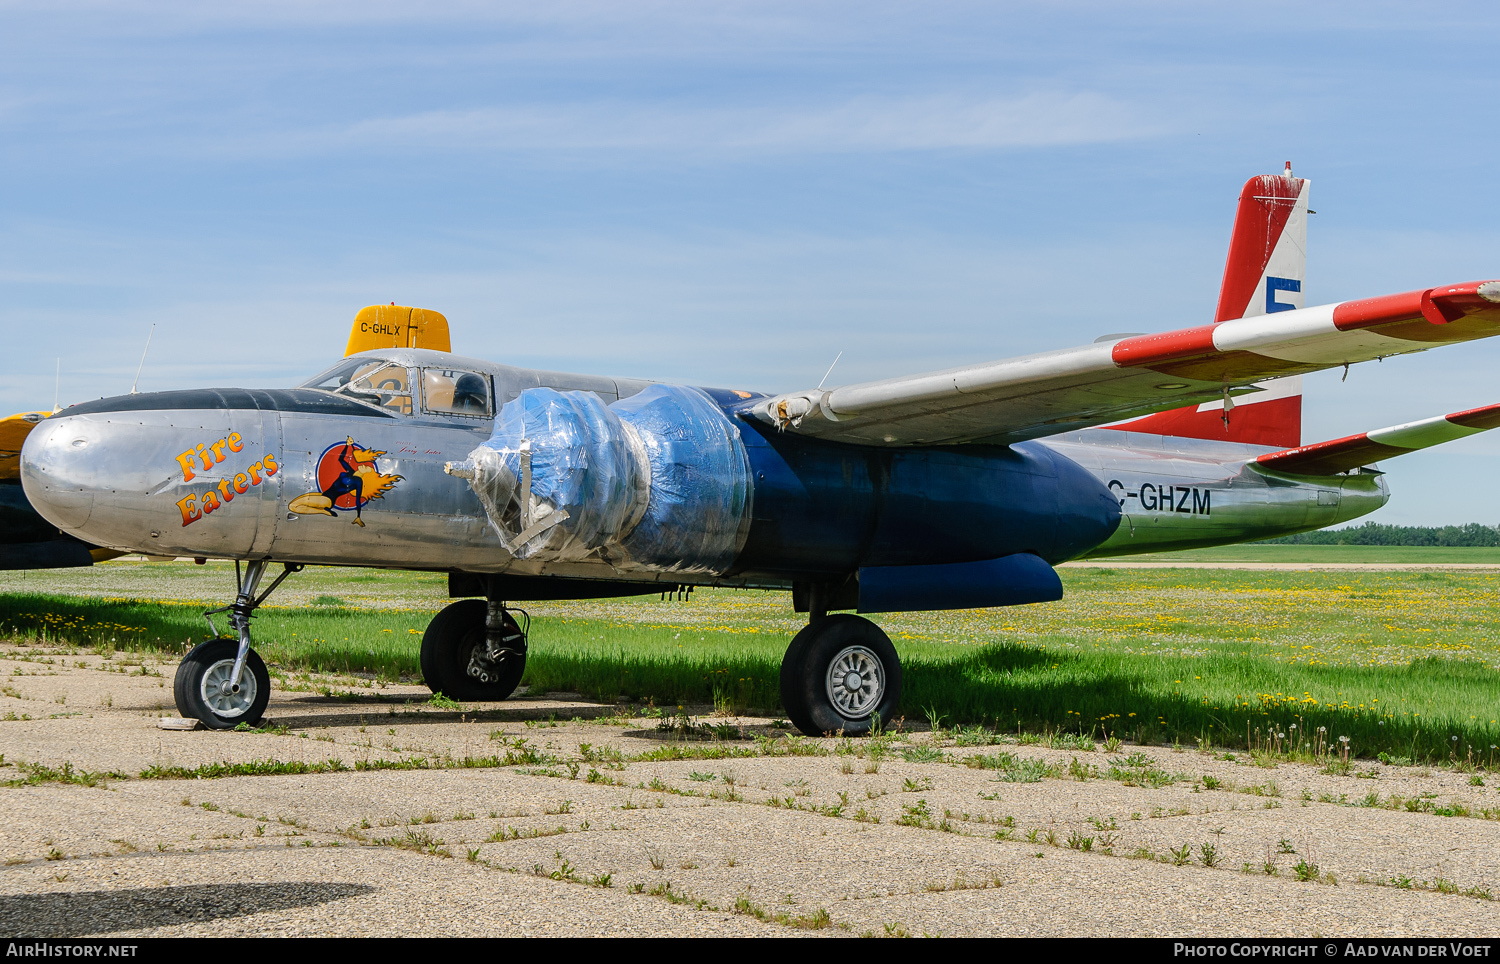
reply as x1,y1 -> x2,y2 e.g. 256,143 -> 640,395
3,561 -> 1500,761
1104,545 -> 1500,564
0,591 -> 429,679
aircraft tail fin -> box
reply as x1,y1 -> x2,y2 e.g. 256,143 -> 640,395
1104,375 -> 1303,448
1215,162 -> 1310,322
344,305 -> 451,356
1104,164 -> 1310,448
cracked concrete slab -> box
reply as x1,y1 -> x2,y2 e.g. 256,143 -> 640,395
2,642 -> 1500,937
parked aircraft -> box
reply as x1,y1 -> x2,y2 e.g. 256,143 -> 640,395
1,411 -> 123,569
17,166 -> 1500,735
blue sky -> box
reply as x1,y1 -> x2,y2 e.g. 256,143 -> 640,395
4,1 -> 1499,524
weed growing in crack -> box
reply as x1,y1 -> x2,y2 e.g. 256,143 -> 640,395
897,800 -> 934,828
902,745 -> 944,764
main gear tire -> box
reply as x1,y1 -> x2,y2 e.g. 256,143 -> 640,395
421,599 -> 526,702
779,614 -> 902,737
173,638 -> 271,730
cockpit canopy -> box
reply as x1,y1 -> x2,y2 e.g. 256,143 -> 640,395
300,357 -> 493,418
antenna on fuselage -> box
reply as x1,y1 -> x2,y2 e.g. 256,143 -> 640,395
130,324 -> 155,395
53,359 -> 61,413
817,350 -> 844,391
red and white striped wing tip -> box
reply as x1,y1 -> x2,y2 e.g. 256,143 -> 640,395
1255,402 -> 1500,476
1113,280 -> 1500,371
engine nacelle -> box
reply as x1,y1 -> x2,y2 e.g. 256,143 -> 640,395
447,385 -> 751,573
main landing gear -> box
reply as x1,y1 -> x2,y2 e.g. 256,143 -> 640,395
779,609 -> 903,738
420,599 -> 529,702
174,560 -> 301,729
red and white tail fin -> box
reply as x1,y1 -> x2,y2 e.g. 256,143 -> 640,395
1105,164 -> 1310,448
1104,375 -> 1302,447
1215,161 -> 1310,322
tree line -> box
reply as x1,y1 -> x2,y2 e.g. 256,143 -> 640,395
1259,522 -> 1500,546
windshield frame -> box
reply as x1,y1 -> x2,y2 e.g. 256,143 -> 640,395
298,358 -> 413,415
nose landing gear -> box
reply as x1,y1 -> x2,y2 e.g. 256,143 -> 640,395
173,560 -> 300,729
779,613 -> 902,737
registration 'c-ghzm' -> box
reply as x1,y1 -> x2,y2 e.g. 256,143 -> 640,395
17,164 -> 1500,735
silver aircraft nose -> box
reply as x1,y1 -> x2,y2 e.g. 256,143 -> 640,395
20,415 -> 101,531
20,396 -> 279,558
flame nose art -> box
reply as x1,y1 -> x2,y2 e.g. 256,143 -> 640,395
19,417 -> 97,530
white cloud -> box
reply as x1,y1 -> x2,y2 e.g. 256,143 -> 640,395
228,91 -> 1161,159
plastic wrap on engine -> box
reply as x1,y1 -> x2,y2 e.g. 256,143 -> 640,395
446,384 -> 751,573
452,388 -> 643,562
614,384 -> 751,572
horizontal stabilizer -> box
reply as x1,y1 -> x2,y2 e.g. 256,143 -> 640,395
1255,402 -> 1500,476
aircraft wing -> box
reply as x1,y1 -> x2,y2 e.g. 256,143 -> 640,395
1254,402 -> 1500,476
752,280 -> 1500,447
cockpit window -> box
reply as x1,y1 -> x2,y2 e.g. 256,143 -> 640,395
300,359 -> 412,415
422,368 -> 492,418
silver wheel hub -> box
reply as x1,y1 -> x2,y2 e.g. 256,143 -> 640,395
200,658 -> 256,718
825,645 -> 884,719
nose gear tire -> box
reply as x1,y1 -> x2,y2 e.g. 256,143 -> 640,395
173,637 -> 270,730
421,599 -> 526,702
779,614 -> 901,737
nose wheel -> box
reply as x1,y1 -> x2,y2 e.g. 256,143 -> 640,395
172,559 -> 299,730
173,637 -> 271,728
779,614 -> 902,737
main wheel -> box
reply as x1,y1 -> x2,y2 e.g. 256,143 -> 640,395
173,638 -> 271,730
421,599 -> 526,702
779,614 -> 902,737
